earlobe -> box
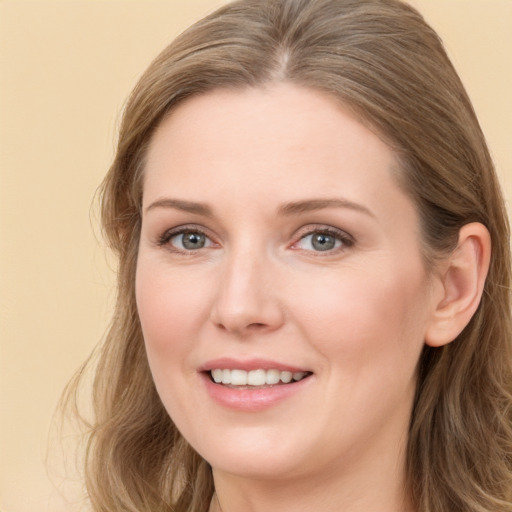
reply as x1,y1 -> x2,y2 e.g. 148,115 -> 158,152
425,222 -> 491,348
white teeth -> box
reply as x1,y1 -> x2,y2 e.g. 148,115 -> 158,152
247,369 -> 266,386
230,369 -> 247,386
281,371 -> 293,383
210,368 -> 309,386
266,369 -> 280,385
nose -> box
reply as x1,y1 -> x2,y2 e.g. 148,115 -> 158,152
209,247 -> 285,336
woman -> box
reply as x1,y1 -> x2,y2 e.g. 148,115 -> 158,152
67,0 -> 512,510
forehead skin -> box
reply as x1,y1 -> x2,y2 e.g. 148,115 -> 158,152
143,84 -> 420,249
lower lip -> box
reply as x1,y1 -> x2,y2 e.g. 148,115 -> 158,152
201,373 -> 312,412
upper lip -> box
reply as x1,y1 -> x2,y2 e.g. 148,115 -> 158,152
199,357 -> 311,373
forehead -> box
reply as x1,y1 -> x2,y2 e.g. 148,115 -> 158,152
145,85 -> 398,195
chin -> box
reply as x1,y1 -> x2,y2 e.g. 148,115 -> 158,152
207,450 -> 305,481
187,424 -> 324,481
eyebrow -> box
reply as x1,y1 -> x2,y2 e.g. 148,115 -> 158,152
278,198 -> 375,218
145,197 -> 374,218
145,198 -> 213,216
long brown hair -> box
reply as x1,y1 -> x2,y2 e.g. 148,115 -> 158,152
65,0 -> 512,510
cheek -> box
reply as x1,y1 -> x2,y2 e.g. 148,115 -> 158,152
135,260 -> 213,423
135,260 -> 209,363
288,259 -> 430,367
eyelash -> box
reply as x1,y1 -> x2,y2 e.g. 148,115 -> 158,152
156,224 -> 354,255
157,225 -> 216,253
291,225 -> 354,255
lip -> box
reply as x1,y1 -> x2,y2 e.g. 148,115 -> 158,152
199,358 -> 313,412
199,357 -> 310,373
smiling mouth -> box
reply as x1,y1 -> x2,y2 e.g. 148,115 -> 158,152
209,369 -> 312,388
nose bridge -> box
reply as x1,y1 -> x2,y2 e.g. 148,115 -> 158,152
210,240 -> 283,334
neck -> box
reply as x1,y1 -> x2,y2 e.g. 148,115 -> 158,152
209,445 -> 415,512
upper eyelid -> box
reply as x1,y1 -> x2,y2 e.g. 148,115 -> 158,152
293,224 -> 354,241
158,224 -> 216,244
161,223 -> 212,236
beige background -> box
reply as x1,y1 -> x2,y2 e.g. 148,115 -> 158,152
1,1 -> 511,511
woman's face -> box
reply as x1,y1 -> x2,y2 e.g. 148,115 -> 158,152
136,84 -> 438,482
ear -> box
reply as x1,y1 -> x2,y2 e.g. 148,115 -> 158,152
425,222 -> 491,347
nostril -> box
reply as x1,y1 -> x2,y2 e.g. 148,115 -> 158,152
213,320 -> 269,336
209,294 -> 285,335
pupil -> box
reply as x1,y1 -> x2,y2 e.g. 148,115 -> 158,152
183,232 -> 205,249
312,233 -> 335,251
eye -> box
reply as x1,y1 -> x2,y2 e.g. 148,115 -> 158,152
158,227 -> 216,252
172,231 -> 209,250
292,228 -> 353,253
